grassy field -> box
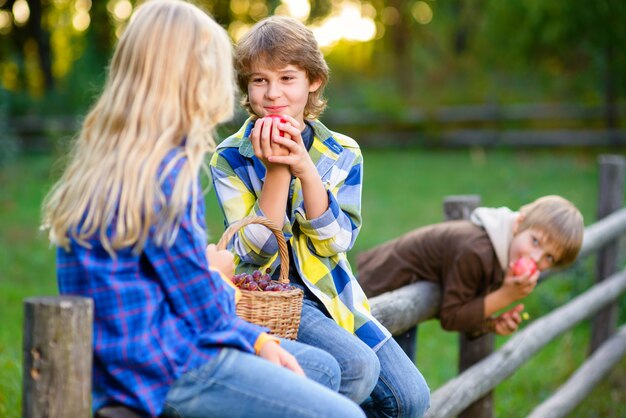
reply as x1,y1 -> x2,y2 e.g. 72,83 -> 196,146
1,147 -> 625,417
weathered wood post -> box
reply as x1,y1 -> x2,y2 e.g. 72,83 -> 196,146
23,296 -> 93,418
394,327 -> 418,360
443,195 -> 494,418
589,154 -> 625,354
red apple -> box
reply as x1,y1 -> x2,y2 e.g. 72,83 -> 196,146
267,114 -> 288,136
512,256 -> 537,276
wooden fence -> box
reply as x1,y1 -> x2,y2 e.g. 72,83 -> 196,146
21,156 -> 625,417
370,154 -> 626,418
9,102 -> 626,152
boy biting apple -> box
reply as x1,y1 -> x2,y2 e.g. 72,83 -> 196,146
357,195 -> 584,337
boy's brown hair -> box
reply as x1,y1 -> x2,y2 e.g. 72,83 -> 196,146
234,16 -> 329,119
517,195 -> 584,267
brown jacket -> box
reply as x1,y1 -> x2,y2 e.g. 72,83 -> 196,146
357,220 -> 505,334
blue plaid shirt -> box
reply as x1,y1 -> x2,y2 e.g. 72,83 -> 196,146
210,117 -> 391,351
57,148 -> 266,416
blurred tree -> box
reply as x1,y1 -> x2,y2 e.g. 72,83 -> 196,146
1,0 -> 52,93
387,0 -> 415,97
27,0 -> 52,90
1,0 -> 623,119
580,0 -> 625,130
481,0 -> 625,128
88,0 -> 113,60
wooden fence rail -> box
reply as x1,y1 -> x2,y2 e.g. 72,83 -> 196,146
423,268 -> 626,418
371,155 -> 626,418
369,206 -> 626,334
21,155 -> 626,416
527,324 -> 626,418
9,102 -> 626,152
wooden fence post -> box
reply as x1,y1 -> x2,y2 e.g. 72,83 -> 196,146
394,327 -> 418,361
23,296 -> 93,418
589,154 -> 625,354
443,195 -> 494,418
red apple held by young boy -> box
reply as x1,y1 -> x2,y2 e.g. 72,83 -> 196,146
512,256 -> 537,276
267,114 -> 288,136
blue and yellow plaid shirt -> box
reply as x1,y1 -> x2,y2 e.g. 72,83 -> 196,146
210,117 -> 391,350
57,148 -> 267,416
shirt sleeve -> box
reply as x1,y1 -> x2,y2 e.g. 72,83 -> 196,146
438,249 -> 491,334
294,149 -> 363,257
210,148 -> 290,268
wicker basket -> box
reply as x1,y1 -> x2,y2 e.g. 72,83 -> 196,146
217,215 -> 303,340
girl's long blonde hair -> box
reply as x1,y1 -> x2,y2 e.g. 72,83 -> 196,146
42,0 -> 235,254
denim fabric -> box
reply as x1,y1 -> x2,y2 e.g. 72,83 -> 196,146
297,295 -> 381,404
297,293 -> 430,418
162,339 -> 365,418
361,337 -> 431,418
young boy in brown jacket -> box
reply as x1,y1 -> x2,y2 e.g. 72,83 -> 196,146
357,195 -> 584,336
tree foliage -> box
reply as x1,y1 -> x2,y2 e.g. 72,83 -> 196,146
0,0 -> 624,122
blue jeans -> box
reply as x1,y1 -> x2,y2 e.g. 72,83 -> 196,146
297,296 -> 430,418
162,339 -> 365,418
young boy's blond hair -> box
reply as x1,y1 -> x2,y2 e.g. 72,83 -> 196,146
234,16 -> 329,119
517,195 -> 584,267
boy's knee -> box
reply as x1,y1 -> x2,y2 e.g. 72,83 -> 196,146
296,345 -> 343,391
348,346 -> 380,380
340,348 -> 380,403
398,372 -> 431,418
317,349 -> 343,391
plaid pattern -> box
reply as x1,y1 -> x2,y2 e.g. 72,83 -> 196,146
210,117 -> 391,350
57,148 -> 266,416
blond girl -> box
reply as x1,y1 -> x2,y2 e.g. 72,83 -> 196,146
43,1 -> 363,416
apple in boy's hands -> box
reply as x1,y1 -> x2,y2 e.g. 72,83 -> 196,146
267,114 -> 288,136
512,256 -> 537,276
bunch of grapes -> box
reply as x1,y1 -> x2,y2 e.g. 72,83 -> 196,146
231,270 -> 295,292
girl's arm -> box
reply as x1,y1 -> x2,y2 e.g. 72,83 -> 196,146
146,166 -> 266,353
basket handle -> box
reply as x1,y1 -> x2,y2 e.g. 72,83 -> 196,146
216,215 -> 290,284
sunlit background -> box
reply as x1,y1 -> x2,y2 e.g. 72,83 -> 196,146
0,0 -> 624,130
1,0 -> 439,95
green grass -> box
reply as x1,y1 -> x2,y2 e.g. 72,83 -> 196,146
1,147 -> 625,417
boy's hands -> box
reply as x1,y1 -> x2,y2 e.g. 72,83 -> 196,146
206,243 -> 235,279
490,304 -> 525,335
258,340 -> 305,376
267,116 -> 317,180
484,264 -> 539,320
251,115 -> 297,166
502,261 -> 540,301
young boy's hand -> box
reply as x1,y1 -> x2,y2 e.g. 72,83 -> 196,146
266,115 -> 316,179
251,116 -> 293,164
492,304 -> 525,335
206,243 -> 235,279
502,262 -> 540,301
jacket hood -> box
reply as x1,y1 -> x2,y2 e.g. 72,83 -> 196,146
470,207 -> 519,272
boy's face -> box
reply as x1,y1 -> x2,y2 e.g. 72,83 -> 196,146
247,63 -> 321,127
508,227 -> 558,272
